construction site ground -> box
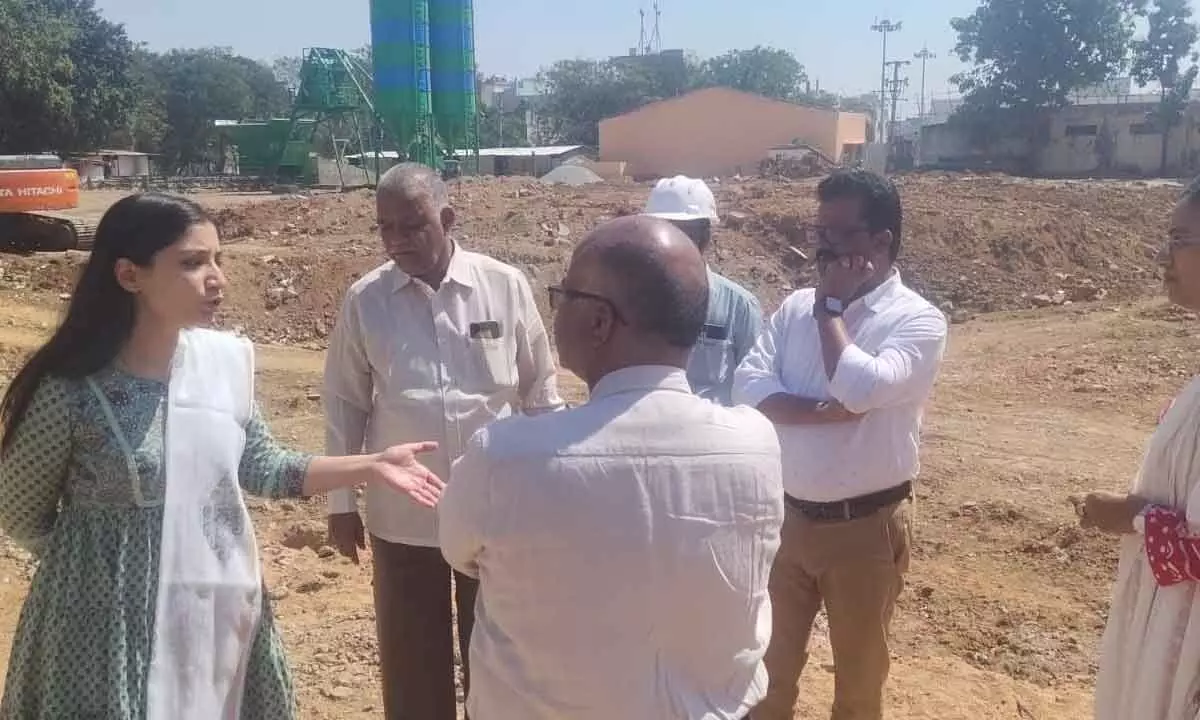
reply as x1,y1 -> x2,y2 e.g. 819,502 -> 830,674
0,174 -> 1188,719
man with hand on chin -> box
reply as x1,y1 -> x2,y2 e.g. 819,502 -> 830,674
735,170 -> 947,720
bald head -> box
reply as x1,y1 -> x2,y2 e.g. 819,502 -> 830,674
575,216 -> 709,348
378,162 -> 449,207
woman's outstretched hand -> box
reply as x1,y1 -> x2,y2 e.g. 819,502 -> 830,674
373,441 -> 445,508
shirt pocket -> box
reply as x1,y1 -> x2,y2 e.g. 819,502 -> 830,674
463,335 -> 519,393
690,337 -> 733,386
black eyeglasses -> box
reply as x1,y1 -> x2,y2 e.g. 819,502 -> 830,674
804,223 -> 873,247
547,285 -> 626,324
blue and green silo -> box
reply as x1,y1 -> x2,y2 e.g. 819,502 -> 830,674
368,0 -> 478,169
429,0 -> 478,154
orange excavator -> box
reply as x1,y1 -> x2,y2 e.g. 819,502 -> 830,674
0,155 -> 95,253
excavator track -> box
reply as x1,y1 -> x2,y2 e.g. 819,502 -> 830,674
0,211 -> 94,253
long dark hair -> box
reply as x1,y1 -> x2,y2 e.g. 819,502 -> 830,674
1,193 -> 214,451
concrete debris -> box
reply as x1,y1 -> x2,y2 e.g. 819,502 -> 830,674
539,165 -> 603,186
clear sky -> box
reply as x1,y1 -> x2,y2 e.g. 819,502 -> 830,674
91,0 -> 1021,114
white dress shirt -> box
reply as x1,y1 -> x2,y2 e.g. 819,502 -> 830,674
733,270 -> 947,503
323,246 -> 564,546
439,365 -> 784,720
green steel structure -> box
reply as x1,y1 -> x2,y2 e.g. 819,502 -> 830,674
219,119 -> 318,184
429,0 -> 479,155
219,0 -> 480,183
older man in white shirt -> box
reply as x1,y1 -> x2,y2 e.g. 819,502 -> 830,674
736,170 -> 947,720
439,215 -> 784,720
323,163 -> 564,720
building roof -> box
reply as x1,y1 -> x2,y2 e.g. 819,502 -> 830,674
90,149 -> 154,157
343,146 -> 587,162
455,145 -> 586,158
600,86 -> 868,124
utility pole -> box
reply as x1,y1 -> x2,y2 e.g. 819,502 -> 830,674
884,59 -> 910,143
650,0 -> 663,54
871,19 -> 902,143
914,45 -> 935,118
637,9 -> 647,55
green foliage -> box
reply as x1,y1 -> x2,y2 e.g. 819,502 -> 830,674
536,46 -> 852,145
951,0 -> 1146,146
1132,0 -> 1199,173
698,46 -> 807,101
0,0 -> 133,153
478,104 -> 529,148
151,48 -> 292,172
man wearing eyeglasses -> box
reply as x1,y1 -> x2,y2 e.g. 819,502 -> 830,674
642,176 -> 763,406
439,215 -> 784,720
322,163 -> 564,720
734,170 -> 947,720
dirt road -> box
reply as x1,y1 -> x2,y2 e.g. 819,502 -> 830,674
0,289 -> 1185,719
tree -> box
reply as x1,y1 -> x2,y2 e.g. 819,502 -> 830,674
536,59 -> 668,145
45,0 -> 136,150
1131,0 -> 1199,175
950,0 -> 1145,162
271,55 -> 303,97
0,0 -> 134,153
152,48 -> 291,172
478,104 -> 530,148
698,46 -> 806,101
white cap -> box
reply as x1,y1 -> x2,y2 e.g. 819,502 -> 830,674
642,175 -> 719,224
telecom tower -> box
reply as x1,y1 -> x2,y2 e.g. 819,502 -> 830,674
649,1 -> 663,54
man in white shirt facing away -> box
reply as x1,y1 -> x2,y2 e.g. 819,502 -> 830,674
735,170 -> 947,720
439,215 -> 785,720
641,176 -> 763,405
322,163 -> 564,720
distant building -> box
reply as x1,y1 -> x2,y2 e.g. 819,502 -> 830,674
599,87 -> 869,179
454,145 -> 590,176
72,150 -> 155,183
919,98 -> 1200,177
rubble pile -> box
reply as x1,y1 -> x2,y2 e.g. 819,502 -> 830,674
0,174 -> 1180,346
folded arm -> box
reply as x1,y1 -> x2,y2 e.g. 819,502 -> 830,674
733,295 -> 860,426
820,307 -> 948,414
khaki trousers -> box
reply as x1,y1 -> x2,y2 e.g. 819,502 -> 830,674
371,536 -> 479,720
754,499 -> 912,720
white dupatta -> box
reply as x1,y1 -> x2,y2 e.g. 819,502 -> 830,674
1096,376 -> 1200,720
144,328 -> 263,720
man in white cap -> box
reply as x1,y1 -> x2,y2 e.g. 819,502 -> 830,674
642,176 -> 763,406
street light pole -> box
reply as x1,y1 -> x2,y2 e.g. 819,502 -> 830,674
914,45 -> 936,118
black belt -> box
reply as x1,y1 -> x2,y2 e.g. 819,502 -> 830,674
786,481 -> 913,522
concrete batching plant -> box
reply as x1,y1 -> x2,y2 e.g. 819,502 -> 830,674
217,0 -> 478,182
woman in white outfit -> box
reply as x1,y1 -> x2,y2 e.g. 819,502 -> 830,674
0,193 -> 444,719
1079,178 -> 1200,720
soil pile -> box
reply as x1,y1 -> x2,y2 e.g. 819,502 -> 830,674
0,174 -> 1178,346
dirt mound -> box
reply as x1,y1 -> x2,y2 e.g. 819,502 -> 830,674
0,174 -> 1179,346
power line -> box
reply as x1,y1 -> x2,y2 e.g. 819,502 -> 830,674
871,19 -> 902,143
884,59 -> 911,143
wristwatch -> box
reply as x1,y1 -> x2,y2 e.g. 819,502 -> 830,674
822,296 -> 845,317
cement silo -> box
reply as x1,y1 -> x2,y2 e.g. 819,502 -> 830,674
429,0 -> 478,154
369,0 -> 438,165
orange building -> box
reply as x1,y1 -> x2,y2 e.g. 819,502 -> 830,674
599,87 -> 869,179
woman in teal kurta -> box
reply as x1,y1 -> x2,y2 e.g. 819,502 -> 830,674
0,193 -> 445,719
